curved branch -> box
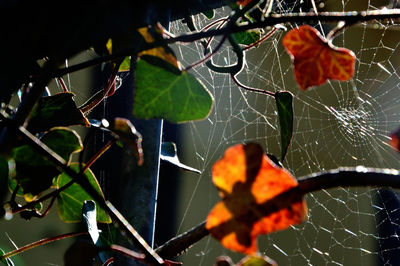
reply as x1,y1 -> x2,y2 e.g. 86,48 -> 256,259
156,167 -> 400,258
53,9 -> 400,77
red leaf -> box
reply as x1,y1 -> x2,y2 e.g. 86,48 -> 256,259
206,143 -> 307,254
390,127 -> 400,152
282,25 -> 356,90
237,0 -> 253,6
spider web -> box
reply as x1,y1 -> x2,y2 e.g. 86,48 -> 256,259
167,1 -> 400,265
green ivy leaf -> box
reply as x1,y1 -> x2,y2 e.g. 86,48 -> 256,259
27,92 -> 89,133
160,142 -> 200,174
8,178 -> 23,197
57,164 -> 111,223
119,56 -> 131,72
133,57 -> 213,123
233,30 -> 261,45
40,127 -> 83,162
275,91 -> 293,162
0,248 -> 14,266
11,128 -> 83,197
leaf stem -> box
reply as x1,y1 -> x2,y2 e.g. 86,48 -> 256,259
231,74 -> 275,96
156,167 -> 400,258
109,244 -> 145,261
242,27 -> 278,51
79,62 -> 121,114
82,140 -> 116,173
0,231 -> 87,260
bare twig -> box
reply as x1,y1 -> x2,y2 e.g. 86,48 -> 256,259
156,167 -> 400,258
0,231 -> 87,260
16,126 -> 164,265
53,9 -> 400,77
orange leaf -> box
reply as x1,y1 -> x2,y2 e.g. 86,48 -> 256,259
282,25 -> 356,90
237,0 -> 253,6
206,143 -> 307,255
390,127 -> 400,152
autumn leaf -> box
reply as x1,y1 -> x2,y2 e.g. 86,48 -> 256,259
390,126 -> 400,152
282,25 -> 356,90
237,0 -> 253,6
206,143 -> 307,254
137,25 -> 181,70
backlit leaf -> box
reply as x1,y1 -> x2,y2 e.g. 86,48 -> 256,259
237,0 -> 252,6
11,128 -> 82,197
133,57 -> 213,123
238,255 -> 277,266
119,56 -> 131,72
57,164 -> 111,223
160,142 -> 200,174
206,143 -> 307,254
282,25 -> 355,90
390,126 -> 400,152
274,91 -> 293,162
27,92 -> 90,133
137,26 -> 181,70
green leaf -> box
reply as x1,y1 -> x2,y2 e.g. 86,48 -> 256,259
8,178 -> 23,197
202,9 -> 214,19
238,255 -> 277,266
119,56 -> 131,72
133,57 -> 213,123
57,164 -> 111,223
11,128 -> 83,197
27,92 -> 89,133
0,249 -> 14,266
233,30 -> 261,45
40,127 -> 83,162
275,91 -> 293,162
160,142 -> 200,174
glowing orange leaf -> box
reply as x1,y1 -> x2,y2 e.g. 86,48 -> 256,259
237,0 -> 253,6
390,127 -> 400,152
282,25 -> 356,90
206,143 -> 307,254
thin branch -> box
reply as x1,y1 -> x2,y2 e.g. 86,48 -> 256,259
16,126 -> 164,265
167,9 -> 400,43
79,62 -> 121,114
109,244 -> 145,261
52,9 -> 400,77
82,139 -> 116,173
156,167 -> 400,258
155,221 -> 208,258
0,231 -> 87,260
231,74 -> 275,96
242,27 -> 278,51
